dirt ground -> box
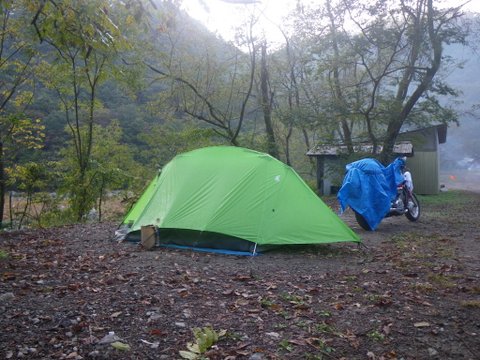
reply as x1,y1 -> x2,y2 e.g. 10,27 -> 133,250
0,188 -> 479,359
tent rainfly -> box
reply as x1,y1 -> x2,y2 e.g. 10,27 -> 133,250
122,146 -> 360,255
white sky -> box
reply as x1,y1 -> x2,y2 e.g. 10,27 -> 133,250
182,0 -> 297,45
182,0 -> 480,45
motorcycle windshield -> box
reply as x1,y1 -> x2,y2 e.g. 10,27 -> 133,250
337,158 -> 405,230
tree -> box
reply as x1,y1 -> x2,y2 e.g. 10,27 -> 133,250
258,41 -> 279,158
142,3 -> 260,148
58,121 -> 141,222
287,0 -> 468,164
0,1 -> 43,227
379,0 -> 466,162
29,0 -> 135,220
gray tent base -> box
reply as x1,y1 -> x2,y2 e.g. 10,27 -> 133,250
125,228 -> 262,255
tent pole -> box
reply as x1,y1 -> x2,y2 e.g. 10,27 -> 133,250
252,243 -> 257,256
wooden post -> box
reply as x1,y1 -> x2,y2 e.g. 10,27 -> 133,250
316,156 -> 325,195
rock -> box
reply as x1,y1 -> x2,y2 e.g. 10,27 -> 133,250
428,348 -> 438,357
265,332 -> 280,338
98,331 -> 121,344
0,292 -> 15,302
88,350 -> 100,357
249,354 -> 266,360
147,313 -> 162,322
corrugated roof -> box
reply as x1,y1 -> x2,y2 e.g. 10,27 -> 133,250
307,141 -> 413,156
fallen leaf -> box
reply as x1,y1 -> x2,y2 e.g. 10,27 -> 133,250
179,350 -> 198,359
289,338 -> 307,346
342,330 -> 360,349
149,328 -> 166,336
334,303 -> 344,310
111,341 -> 130,351
414,322 -> 430,328
3,272 -> 16,281
383,323 -> 393,335
235,274 -> 252,282
140,339 -> 159,349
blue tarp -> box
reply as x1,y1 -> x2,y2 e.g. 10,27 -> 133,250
337,157 -> 405,230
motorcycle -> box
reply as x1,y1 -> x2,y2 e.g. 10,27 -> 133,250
338,157 -> 421,231
354,178 -> 421,231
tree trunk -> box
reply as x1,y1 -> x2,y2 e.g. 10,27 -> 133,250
327,1 -> 353,153
0,142 -> 4,228
260,43 -> 279,159
380,0 -> 443,164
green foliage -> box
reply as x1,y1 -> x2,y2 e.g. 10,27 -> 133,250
57,122 -> 143,221
278,339 -> 294,352
179,327 -> 226,360
0,249 -> 8,260
110,341 -> 131,351
315,322 -> 335,334
6,161 -> 69,228
138,121 -> 225,169
367,330 -> 385,342
0,113 -> 45,162
0,0 -> 473,228
260,297 -> 276,308
284,0 -> 467,161
28,0 -> 145,221
8,162 -> 50,192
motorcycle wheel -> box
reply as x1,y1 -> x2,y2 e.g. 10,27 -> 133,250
405,193 -> 420,221
354,210 -> 373,231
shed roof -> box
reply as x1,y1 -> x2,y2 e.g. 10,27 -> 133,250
307,141 -> 413,157
399,123 -> 447,144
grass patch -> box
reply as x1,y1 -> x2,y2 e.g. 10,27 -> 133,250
427,273 -> 457,289
470,286 -> 480,295
367,330 -> 385,342
416,190 -> 471,206
315,321 -> 336,334
278,339 -> 294,352
460,300 -> 480,308
280,292 -> 311,306
412,282 -> 435,293
260,297 -> 276,308
0,249 -> 8,260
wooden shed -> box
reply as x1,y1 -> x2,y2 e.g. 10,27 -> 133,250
307,124 -> 447,196
397,124 -> 447,195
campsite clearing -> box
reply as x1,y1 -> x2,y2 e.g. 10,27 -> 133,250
1,190 -> 479,359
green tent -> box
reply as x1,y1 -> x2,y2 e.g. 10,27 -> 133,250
123,146 -> 359,255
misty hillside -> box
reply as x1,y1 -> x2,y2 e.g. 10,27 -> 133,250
439,17 -> 480,170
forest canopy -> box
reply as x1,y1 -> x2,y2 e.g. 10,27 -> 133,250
0,0 -> 477,228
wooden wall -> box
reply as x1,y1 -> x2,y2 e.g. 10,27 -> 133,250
406,151 -> 440,195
